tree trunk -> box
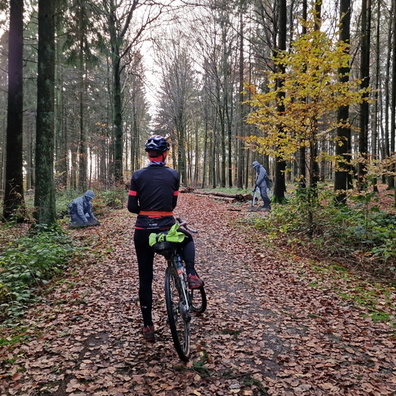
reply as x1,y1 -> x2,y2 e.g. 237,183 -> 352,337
273,0 -> 287,203
78,12 -> 88,191
202,110 -> 209,188
34,0 -> 57,226
227,106 -> 233,188
297,0 -> 308,191
176,118 -> 188,184
309,1 -> 322,193
55,25 -> 67,190
112,54 -> 123,185
219,107 -> 226,188
392,1 -> 396,202
357,0 -> 371,191
385,1 -> 393,188
236,3 -> 245,189
371,0 -> 381,193
334,0 -> 352,204
3,0 -> 25,221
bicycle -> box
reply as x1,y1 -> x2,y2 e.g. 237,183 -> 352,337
151,218 -> 207,361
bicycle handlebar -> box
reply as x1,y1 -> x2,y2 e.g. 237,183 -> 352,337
176,217 -> 198,233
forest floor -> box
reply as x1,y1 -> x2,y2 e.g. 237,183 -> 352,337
0,193 -> 395,395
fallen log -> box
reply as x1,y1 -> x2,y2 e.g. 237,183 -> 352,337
180,188 -> 252,202
206,195 -> 236,202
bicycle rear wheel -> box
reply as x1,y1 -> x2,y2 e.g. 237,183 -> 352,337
190,286 -> 207,314
165,266 -> 190,361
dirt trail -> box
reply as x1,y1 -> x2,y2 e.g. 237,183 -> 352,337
1,194 -> 395,395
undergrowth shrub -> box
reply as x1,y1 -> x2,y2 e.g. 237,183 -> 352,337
250,192 -> 396,275
0,227 -> 76,322
99,188 -> 126,209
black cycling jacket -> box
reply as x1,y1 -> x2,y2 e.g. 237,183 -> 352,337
127,163 -> 180,230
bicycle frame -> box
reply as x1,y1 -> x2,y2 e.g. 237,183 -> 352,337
165,249 -> 192,318
157,245 -> 191,360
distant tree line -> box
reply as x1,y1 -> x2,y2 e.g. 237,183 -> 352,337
0,0 -> 395,223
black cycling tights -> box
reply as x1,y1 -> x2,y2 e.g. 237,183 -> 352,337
134,228 -> 196,327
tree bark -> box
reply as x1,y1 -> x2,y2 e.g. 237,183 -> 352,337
334,0 -> 352,204
34,0 -> 57,226
385,1 -> 394,188
371,0 -> 381,193
297,0 -> 308,191
392,1 -> 396,201
236,3 -> 245,189
3,0 -> 25,221
357,0 -> 371,191
273,0 -> 287,203
78,5 -> 88,191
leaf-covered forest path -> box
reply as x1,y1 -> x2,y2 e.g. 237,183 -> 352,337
1,194 -> 396,395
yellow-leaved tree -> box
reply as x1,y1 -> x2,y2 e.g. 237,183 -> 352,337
244,16 -> 369,200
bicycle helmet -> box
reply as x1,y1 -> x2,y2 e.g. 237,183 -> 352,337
145,135 -> 169,153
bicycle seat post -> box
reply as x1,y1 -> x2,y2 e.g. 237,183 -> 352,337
175,253 -> 184,275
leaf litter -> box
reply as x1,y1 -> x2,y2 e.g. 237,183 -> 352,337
0,193 -> 395,395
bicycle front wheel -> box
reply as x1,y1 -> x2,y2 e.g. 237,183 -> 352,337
165,266 -> 190,361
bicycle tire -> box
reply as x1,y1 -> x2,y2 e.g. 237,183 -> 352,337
190,286 -> 207,314
165,266 -> 190,361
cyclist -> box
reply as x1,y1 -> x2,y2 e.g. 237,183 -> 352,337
127,135 -> 203,341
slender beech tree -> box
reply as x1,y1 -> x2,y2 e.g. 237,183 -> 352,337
297,0 -> 308,191
76,2 -> 90,191
370,0 -> 381,193
392,0 -> 396,201
384,0 -> 394,188
357,0 -> 371,190
237,0 -> 246,189
334,0 -> 352,204
3,0 -> 24,221
309,1 -> 322,192
34,0 -> 56,226
273,0 -> 287,203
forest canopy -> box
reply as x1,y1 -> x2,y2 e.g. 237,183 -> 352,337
0,0 -> 395,221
